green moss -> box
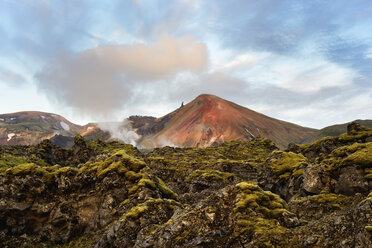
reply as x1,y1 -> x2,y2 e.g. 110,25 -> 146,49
97,161 -> 127,178
365,226 -> 372,233
332,142 -> 366,157
236,182 -> 260,191
234,182 -> 288,214
146,138 -> 277,182
128,185 -> 140,195
120,198 -> 181,222
292,193 -> 351,210
54,166 -> 78,176
78,160 -> 110,175
360,192 -> 372,205
299,136 -> 333,153
292,168 -> 305,178
234,216 -> 289,247
279,172 -> 291,180
364,174 -> 372,179
125,170 -> 142,181
5,163 -> 55,184
185,169 -> 234,184
120,152 -> 146,172
78,155 -> 133,178
45,164 -> 61,172
138,178 -> 156,189
233,183 -> 291,246
6,163 -> 41,175
342,142 -> 372,168
0,154 -> 31,173
156,177 -> 178,199
61,231 -> 103,248
270,151 -> 307,175
338,129 -> 372,142
120,204 -> 149,221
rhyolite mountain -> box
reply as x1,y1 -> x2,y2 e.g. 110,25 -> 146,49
1,122 -> 372,247
133,94 -> 317,149
0,111 -> 105,148
0,111 -> 85,146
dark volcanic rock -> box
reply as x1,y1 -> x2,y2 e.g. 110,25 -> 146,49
0,127 -> 372,248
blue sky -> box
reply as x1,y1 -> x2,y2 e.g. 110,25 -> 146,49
0,0 -> 371,128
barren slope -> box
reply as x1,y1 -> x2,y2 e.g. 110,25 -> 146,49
140,94 -> 316,149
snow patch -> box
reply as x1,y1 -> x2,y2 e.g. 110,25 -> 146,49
0,118 -> 4,121
209,136 -> 217,144
245,128 -> 256,138
10,117 -> 16,121
40,115 -> 46,119
60,121 -> 70,131
7,133 -> 15,142
87,126 -> 94,131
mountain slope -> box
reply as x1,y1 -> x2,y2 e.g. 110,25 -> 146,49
0,111 -> 85,146
1,123 -> 372,247
301,119 -> 372,144
138,94 -> 317,149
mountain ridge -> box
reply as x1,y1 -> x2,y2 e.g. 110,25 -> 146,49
1,96 -> 370,150
137,94 -> 317,149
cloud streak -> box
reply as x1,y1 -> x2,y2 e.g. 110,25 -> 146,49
35,35 -> 207,116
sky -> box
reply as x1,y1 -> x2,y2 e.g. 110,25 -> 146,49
0,0 -> 371,129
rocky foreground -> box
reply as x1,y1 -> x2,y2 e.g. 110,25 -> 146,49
0,122 -> 372,247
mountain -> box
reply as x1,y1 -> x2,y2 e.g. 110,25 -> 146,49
0,111 -> 85,146
301,119 -> 372,144
134,94 -> 317,149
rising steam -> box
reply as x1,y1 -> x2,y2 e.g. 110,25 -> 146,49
98,120 -> 140,146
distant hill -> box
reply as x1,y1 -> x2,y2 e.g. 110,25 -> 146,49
301,119 -> 372,144
133,94 -> 317,149
0,111 -> 85,146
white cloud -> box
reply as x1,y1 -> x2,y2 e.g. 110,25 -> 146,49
365,54 -> 372,59
35,35 -> 208,116
214,51 -> 357,93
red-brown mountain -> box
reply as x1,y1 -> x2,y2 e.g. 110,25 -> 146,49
0,95 -> 318,149
133,94 -> 317,149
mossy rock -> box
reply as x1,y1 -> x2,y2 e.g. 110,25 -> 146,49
234,182 -> 288,216
338,129 -> 372,142
270,151 -> 307,175
342,142 -> 372,168
185,169 -> 234,184
233,182 -> 291,247
156,177 -> 178,199
0,154 -> 37,174
365,225 -> 372,233
120,198 -> 181,222
54,166 -> 79,176
290,193 -> 352,220
5,163 -> 54,184
125,170 -> 142,181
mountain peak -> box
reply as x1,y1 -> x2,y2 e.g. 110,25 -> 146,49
139,94 -> 316,149
194,93 -> 218,100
